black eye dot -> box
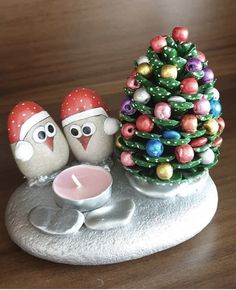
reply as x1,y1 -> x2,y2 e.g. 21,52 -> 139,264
48,124 -> 54,133
83,126 -> 91,135
38,131 -> 46,140
71,128 -> 79,136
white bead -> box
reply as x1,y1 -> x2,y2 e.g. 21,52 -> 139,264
136,55 -> 149,65
133,88 -> 151,104
206,88 -> 220,100
15,141 -> 34,162
168,96 -> 186,103
199,148 -> 215,165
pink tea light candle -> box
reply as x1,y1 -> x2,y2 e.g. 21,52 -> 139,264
53,165 -> 113,212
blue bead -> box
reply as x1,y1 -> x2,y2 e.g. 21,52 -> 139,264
162,130 -> 181,140
146,139 -> 164,157
210,99 -> 222,117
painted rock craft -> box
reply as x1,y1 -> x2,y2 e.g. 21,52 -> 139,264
8,101 -> 69,183
61,88 -> 120,165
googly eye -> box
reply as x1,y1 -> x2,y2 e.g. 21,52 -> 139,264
70,125 -> 82,138
33,126 -> 47,143
82,122 -> 96,136
45,122 -> 56,137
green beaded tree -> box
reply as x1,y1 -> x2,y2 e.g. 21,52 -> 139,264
116,27 -> 225,184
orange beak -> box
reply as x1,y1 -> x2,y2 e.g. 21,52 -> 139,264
45,137 -> 54,151
78,135 -> 91,151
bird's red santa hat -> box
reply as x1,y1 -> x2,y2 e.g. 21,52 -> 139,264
8,101 -> 49,144
61,88 -> 119,135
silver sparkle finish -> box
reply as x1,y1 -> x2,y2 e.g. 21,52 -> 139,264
85,199 -> 135,230
29,206 -> 84,235
5,162 -> 218,265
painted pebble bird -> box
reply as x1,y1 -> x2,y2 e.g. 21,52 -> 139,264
8,101 -> 70,179
61,88 -> 120,164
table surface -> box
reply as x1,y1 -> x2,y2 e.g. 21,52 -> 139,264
0,0 -> 236,288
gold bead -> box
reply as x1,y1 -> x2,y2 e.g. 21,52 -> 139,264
160,64 -> 178,79
204,119 -> 219,135
115,135 -> 122,149
136,63 -> 152,77
156,163 -> 173,180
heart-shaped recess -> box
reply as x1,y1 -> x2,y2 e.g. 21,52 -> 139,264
85,199 -> 135,231
29,206 -> 84,235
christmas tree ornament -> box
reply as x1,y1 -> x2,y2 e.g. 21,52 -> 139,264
8,101 -> 69,184
160,64 -> 178,79
136,55 -> 149,65
210,99 -> 222,117
120,98 -> 136,115
146,139 -> 164,157
217,117 -> 225,132
156,163 -> 173,180
180,77 -> 198,94
61,88 -> 119,164
199,148 -> 215,165
168,96 -> 186,102
206,87 -> 220,100
212,136 -> 223,147
162,130 -> 181,140
133,87 -> 151,104
154,102 -> 171,119
136,63 -> 152,77
193,97 -> 211,115
121,123 -> 135,139
190,137 -> 208,147
175,144 -> 194,163
197,50 -> 206,62
204,119 -> 219,135
181,114 -> 198,133
150,35 -> 167,53
136,114 -> 154,132
172,26 -> 189,42
126,75 -> 141,90
120,151 -> 135,167
185,57 -> 202,72
202,67 -> 214,83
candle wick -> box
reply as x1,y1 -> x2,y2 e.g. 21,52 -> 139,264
71,174 -> 82,188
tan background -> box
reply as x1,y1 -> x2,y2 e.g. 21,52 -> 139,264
0,0 -> 236,288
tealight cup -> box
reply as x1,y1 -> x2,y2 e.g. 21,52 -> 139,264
53,164 -> 112,212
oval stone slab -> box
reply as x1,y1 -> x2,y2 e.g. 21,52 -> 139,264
29,206 -> 84,235
85,199 -> 135,230
5,162 -> 218,265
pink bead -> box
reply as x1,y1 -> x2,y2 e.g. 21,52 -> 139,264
197,50 -> 206,62
172,27 -> 189,42
212,137 -> 223,147
217,117 -> 225,132
120,151 -> 135,167
150,35 -> 167,53
154,102 -> 171,120
190,137 -> 208,148
180,77 -> 198,95
193,97 -> 211,115
126,76 -> 140,90
175,144 -> 194,164
121,123 -> 136,139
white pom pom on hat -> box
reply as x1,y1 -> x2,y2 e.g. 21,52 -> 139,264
14,141 -> 34,162
104,117 -> 120,135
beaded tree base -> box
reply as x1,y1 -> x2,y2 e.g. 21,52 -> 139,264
5,162 -> 218,265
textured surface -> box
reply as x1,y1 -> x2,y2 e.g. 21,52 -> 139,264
6,163 -> 217,265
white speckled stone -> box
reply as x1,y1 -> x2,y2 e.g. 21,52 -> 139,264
5,163 -> 218,265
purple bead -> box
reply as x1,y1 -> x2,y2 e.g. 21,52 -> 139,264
185,58 -> 202,72
120,98 -> 136,115
202,67 -> 214,83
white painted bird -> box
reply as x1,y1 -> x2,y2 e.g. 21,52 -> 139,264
61,88 -> 119,164
8,101 -> 69,180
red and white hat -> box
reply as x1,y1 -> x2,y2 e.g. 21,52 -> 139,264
61,88 -> 109,127
8,101 -> 49,144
